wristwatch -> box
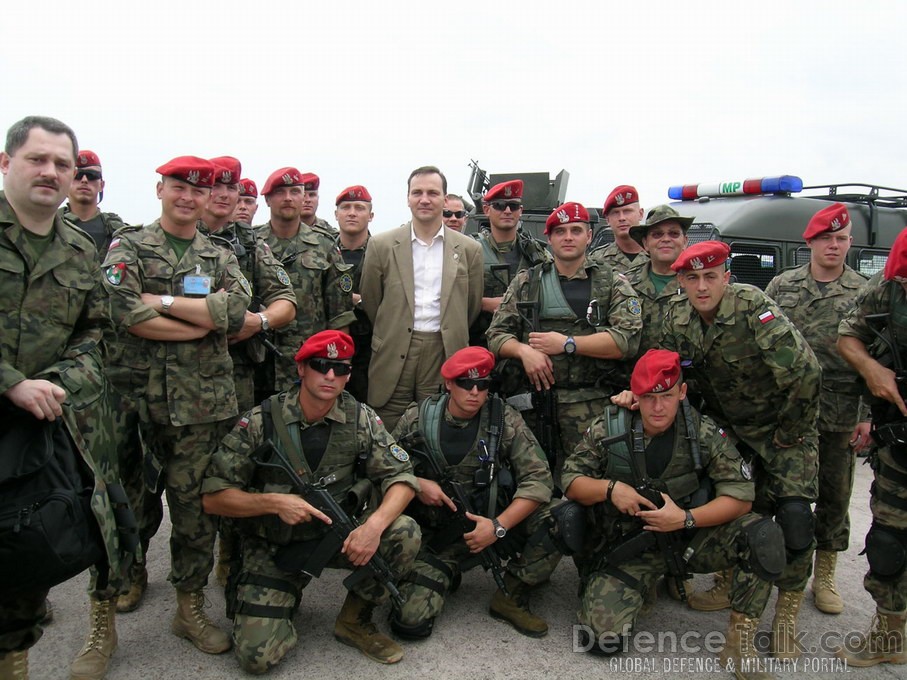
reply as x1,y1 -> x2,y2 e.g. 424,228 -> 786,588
564,336 -> 577,355
258,312 -> 270,331
684,509 -> 696,530
492,518 -> 507,539
161,295 -> 175,312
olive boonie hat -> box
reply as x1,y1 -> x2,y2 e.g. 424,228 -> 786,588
629,204 -> 694,246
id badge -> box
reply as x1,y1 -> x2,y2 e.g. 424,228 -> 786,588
183,274 -> 212,296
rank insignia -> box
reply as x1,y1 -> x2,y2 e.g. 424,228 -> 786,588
627,297 -> 642,315
339,273 -> 353,293
740,461 -> 753,480
389,444 -> 409,462
239,274 -> 253,297
276,267 -> 291,286
105,262 -> 126,285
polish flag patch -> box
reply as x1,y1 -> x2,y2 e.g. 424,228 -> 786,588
758,310 -> 775,324
237,416 -> 250,429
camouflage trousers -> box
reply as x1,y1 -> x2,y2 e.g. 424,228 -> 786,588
815,429 -> 856,551
395,502 -> 562,628
231,515 -> 420,674
864,445 -> 907,612
142,419 -> 233,592
579,512 -> 774,640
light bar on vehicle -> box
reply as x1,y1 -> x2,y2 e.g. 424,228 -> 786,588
668,175 -> 803,201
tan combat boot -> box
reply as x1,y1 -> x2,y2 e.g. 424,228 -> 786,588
835,609 -> 907,667
70,597 -> 117,680
719,611 -> 775,680
334,591 -> 403,664
171,590 -> 231,654
687,568 -> 731,611
116,563 -> 148,613
489,573 -> 548,638
811,550 -> 843,614
0,649 -> 28,679
770,589 -> 804,659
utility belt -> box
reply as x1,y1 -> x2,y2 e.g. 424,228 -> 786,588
872,420 -> 907,449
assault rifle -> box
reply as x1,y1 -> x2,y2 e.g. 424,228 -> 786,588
398,434 -> 510,596
252,439 -> 404,606
865,313 -> 907,447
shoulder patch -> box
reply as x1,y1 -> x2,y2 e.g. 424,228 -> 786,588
627,297 -> 642,315
238,274 -> 253,297
339,272 -> 353,293
276,267 -> 291,286
105,263 -> 126,285
718,427 -> 728,438
108,238 -> 121,250
758,310 -> 776,324
389,444 -> 409,462
237,416 -> 250,429
740,460 -> 753,480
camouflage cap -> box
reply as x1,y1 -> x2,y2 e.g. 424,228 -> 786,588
629,204 -> 694,246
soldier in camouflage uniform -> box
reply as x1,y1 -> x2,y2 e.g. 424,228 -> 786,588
202,331 -> 421,673
233,177 -> 259,225
61,149 -> 128,252
835,229 -> 907,667
254,167 -> 355,397
588,185 -> 649,272
660,240 -> 821,661
469,180 -> 550,348
101,156 -> 252,656
765,203 -> 870,616
300,171 -> 338,236
334,185 -> 374,403
389,347 -> 561,639
0,116 -> 135,680
487,202 -> 642,483
564,350 -> 784,680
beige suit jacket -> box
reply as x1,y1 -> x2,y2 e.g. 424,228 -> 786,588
360,222 -> 483,408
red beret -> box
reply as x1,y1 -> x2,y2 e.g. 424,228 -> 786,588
603,185 -> 639,214
301,172 -> 320,191
441,346 -> 496,380
294,330 -> 355,363
156,156 -> 215,187
545,202 -> 590,235
76,150 -> 101,168
884,228 -> 907,280
210,156 -> 241,185
671,240 -> 731,272
631,349 -> 682,396
484,180 -> 523,202
238,178 -> 258,198
262,167 -> 304,196
803,202 -> 850,240
336,185 -> 372,205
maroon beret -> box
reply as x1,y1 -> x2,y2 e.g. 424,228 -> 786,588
484,180 -> 523,202
441,347 -> 496,380
336,185 -> 372,205
238,178 -> 258,198
884,229 -> 907,280
671,240 -> 731,272
545,202 -> 590,235
803,202 -> 850,240
262,167 -> 304,196
210,156 -> 241,185
603,185 -> 639,214
156,156 -> 215,187
294,330 -> 355,363
76,150 -> 101,168
631,349 -> 682,396
301,172 -> 320,191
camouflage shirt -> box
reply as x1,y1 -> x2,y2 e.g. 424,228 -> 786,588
766,264 -> 867,431
624,261 -> 683,362
256,221 -> 356,391
588,241 -> 648,274
660,283 -> 821,449
101,220 -> 251,426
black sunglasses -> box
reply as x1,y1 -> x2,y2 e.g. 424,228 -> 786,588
489,200 -> 522,212
307,358 -> 352,376
443,209 -> 467,219
454,377 -> 492,391
76,169 -> 103,181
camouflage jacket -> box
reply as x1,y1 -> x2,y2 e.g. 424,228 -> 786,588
337,234 -> 372,337
766,264 -> 867,431
486,259 -> 642,402
660,283 -> 821,450
624,261 -> 683,362
101,220 -> 251,426
256,221 -> 356,390
588,241 -> 648,274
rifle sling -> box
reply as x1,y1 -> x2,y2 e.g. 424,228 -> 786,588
267,394 -> 316,483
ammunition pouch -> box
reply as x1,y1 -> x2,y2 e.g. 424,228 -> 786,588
864,523 -> 907,580
774,497 -> 815,555
273,532 -> 342,577
549,499 -> 587,556
743,517 -> 786,581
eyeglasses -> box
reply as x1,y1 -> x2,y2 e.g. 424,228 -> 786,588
443,209 -> 467,219
646,229 -> 685,240
75,169 -> 102,182
307,358 -> 352,376
454,377 -> 492,391
489,200 -> 522,212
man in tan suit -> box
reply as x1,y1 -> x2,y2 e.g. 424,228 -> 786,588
360,166 -> 483,430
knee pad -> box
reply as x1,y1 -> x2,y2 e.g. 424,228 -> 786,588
743,517 -> 786,581
864,524 -> 907,580
389,608 -> 434,640
775,498 -> 815,555
549,499 -> 587,556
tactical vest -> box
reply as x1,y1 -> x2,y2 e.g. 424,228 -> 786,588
241,393 -> 363,545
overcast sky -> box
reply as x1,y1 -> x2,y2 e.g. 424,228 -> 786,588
4,1 -> 905,232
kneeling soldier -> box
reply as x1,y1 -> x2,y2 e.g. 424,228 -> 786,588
390,347 -> 562,639
202,331 -> 421,674
564,350 -> 784,680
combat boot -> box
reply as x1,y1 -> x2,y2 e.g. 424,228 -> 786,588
0,650 -> 28,679
489,573 -> 548,638
770,589 -> 804,659
116,563 -> 147,613
811,550 -> 843,614
70,596 -> 117,680
719,611 -> 775,680
835,609 -> 907,667
171,589 -> 231,654
334,591 -> 403,664
687,568 -> 731,611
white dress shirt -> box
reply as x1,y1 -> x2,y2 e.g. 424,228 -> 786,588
411,223 -> 445,331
